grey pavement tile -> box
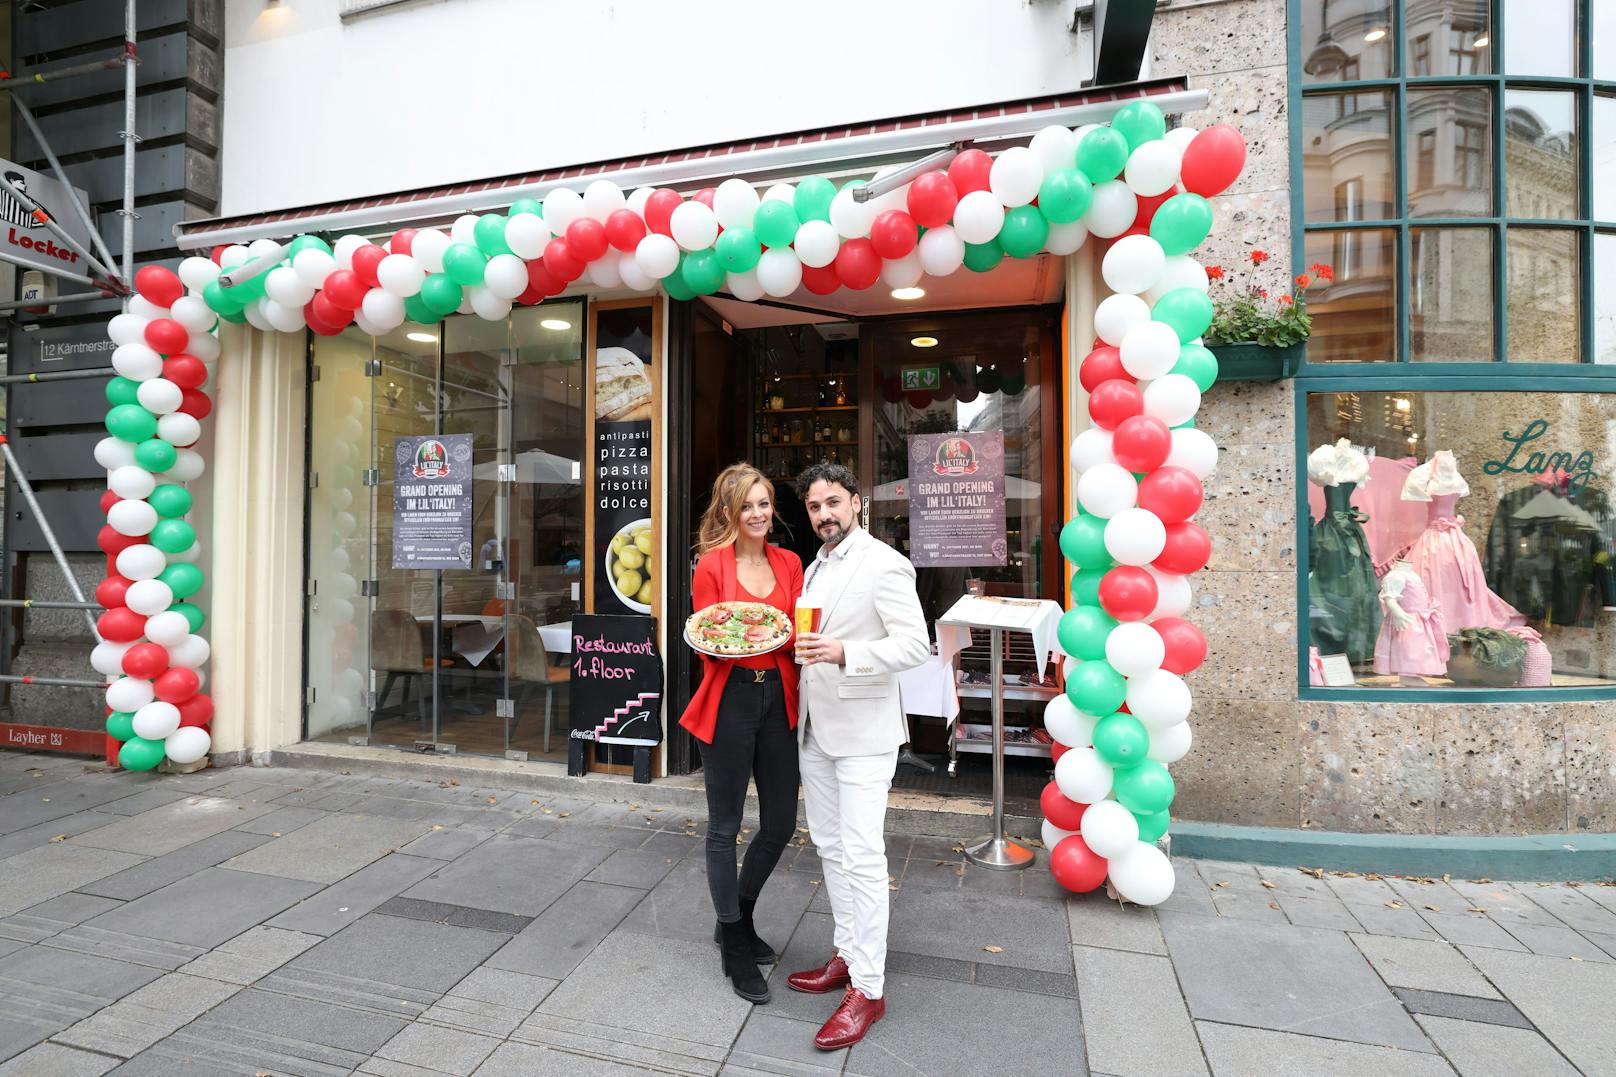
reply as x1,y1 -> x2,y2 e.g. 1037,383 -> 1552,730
52,971 -> 239,1059
0,812 -> 127,861
147,984 -> 408,1073
474,1041 -> 667,1076
1500,921 -> 1614,962
886,887 -> 1072,974
1350,934 -> 1501,998
1159,911 -> 1433,1052
729,1011 -> 846,1074
0,780 -> 141,836
1066,892 -> 1167,954
584,848 -> 680,890
1260,868 -> 1336,900
0,844 -> 145,917
640,829 -> 704,859
0,946 -> 164,1022
885,949 -> 975,984
267,853 -> 442,937
290,912 -> 507,994
1074,946 -> 1205,1076
974,962 -> 1077,998
230,804 -> 332,836
1582,930 -> 1616,961
906,834 -> 966,860
399,826 -> 494,861
1445,881 -> 1564,927
377,1022 -> 500,1075
1419,911 -> 1529,952
1462,944 -> 1616,1075
1276,895 -> 1363,932
1154,861 -> 1217,917
224,812 -> 431,884
1324,872 -> 1404,906
1385,877 -> 1468,908
620,856 -> 817,952
68,796 -> 276,857
1349,901 -> 1444,941
1414,1015 -> 1579,1077
180,924 -> 322,985
539,820 -> 657,851
373,896 -> 531,934
403,834 -> 613,916
97,788 -> 192,818
15,892 -> 123,929
75,830 -> 270,901
0,1043 -> 118,1076
893,856 -> 964,892
451,967 -> 559,1010
1193,1021 -> 1455,1077
1022,864 -> 1080,901
85,867 -> 320,949
1208,889 -> 1289,923
1393,989 -> 1534,1030
503,815 -> 562,840
1513,883 -> 1616,934
487,881 -> 646,980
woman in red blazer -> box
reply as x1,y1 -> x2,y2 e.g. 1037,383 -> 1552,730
679,462 -> 803,1005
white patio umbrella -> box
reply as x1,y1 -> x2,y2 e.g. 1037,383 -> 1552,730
473,449 -> 580,485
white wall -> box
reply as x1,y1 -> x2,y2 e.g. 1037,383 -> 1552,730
221,0 -> 1093,216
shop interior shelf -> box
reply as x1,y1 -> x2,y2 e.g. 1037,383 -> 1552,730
759,405 -> 859,414
956,681 -> 1060,702
953,722 -> 1052,757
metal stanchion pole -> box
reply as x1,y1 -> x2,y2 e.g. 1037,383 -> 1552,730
0,436 -> 101,639
965,625 -> 1033,870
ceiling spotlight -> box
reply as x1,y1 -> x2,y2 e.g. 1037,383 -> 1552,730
1394,397 -> 1411,411
891,287 -> 926,301
1364,27 -> 1387,42
910,336 -> 939,348
540,318 -> 572,331
406,332 -> 436,344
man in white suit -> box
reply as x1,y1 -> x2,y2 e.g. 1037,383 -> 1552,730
787,463 -> 930,1050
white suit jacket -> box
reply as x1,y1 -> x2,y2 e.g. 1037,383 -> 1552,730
798,527 -> 931,758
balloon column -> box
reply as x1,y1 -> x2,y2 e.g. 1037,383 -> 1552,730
1040,105 -> 1246,906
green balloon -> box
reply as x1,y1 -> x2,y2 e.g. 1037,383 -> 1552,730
999,206 -> 1049,259
173,602 -> 206,633
474,214 -> 513,257
1059,514 -> 1113,570
1092,712 -> 1151,766
1113,760 -> 1176,815
1066,660 -> 1127,717
1077,127 -> 1130,183
134,438 -> 177,473
1112,101 -> 1167,150
794,176 -> 836,223
106,404 -> 157,442
442,243 -> 487,287
106,710 -> 136,741
218,307 -> 248,325
200,281 -> 242,317
1058,605 -> 1117,662
233,273 -> 267,303
1134,808 -> 1171,843
288,235 -> 331,258
754,199 -> 801,248
508,197 -> 543,217
1172,342 -> 1220,392
963,239 -> 1004,273
662,271 -> 696,301
118,736 -> 166,771
679,249 -> 725,295
420,273 -> 464,315
1037,169 -> 1094,224
403,293 -> 438,325
1150,193 -> 1214,256
715,227 -> 762,273
106,377 -> 141,408
150,519 -> 196,554
1071,568 -> 1105,607
148,484 -> 193,519
1153,287 -> 1215,343
159,562 -> 204,599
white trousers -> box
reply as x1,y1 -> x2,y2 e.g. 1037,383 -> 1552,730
800,722 -> 898,999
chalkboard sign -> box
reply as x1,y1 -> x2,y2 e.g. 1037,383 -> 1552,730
568,614 -> 663,776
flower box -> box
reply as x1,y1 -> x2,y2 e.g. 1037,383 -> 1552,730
1208,341 -> 1304,382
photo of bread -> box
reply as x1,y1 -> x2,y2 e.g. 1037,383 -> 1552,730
595,346 -> 652,421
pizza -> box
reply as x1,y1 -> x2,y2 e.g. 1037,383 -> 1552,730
686,601 -> 793,658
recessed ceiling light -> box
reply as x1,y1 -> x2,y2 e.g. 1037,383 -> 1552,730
910,336 -> 938,348
1472,33 -> 1489,48
1364,27 -> 1387,42
1394,397 -> 1411,411
540,318 -> 572,331
406,332 -> 436,343
891,287 -> 926,301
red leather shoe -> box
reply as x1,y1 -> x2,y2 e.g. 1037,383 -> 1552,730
813,986 -> 885,1050
787,953 -> 850,994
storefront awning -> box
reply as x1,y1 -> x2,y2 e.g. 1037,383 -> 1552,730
175,77 -> 1200,251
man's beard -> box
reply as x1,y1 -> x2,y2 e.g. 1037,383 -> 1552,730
817,517 -> 851,545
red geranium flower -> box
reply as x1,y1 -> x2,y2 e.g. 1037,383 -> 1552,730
1206,265 -> 1225,280
1295,274 -> 1311,288
1278,294 -> 1293,305
1250,249 -> 1270,265
1309,262 -> 1334,281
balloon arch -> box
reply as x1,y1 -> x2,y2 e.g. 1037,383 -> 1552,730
92,101 -> 1245,906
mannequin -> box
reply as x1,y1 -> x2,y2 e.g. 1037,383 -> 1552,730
1374,559 -> 1450,681
1308,439 -> 1380,663
1401,450 -> 1522,632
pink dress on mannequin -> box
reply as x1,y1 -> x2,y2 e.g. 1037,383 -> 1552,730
1402,452 -> 1523,632
1374,566 -> 1450,676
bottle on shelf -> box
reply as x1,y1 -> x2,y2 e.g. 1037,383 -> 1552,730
835,378 -> 847,406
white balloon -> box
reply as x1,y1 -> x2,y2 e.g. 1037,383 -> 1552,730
1045,220 -> 1090,255
1120,321 -> 1183,380
1102,235 -> 1167,295
1087,180 -> 1139,239
333,234 -> 369,268
635,233 -> 681,279
186,333 -> 220,363
1143,373 -> 1202,426
543,187 -> 585,232
132,296 -> 172,322
504,212 -> 552,259
793,220 -> 839,268
262,299 -> 306,333
952,190 -> 1005,245
712,178 -> 761,232
108,312 -> 149,346
468,286 -> 513,321
116,543 -> 166,581
264,265 -> 315,308
169,633 -> 211,669
145,610 -> 190,647
170,295 -> 215,335
242,299 -> 272,332
91,640 -> 135,676
456,295 -> 476,315
410,228 -> 450,273
916,225 -> 965,276
1148,720 -> 1193,764
1125,669 -> 1192,730
218,244 -> 251,270
105,677 -> 155,713
1094,293 -> 1152,346
756,248 -> 803,296
1165,126 -> 1200,153
132,701 -> 181,740
669,201 -> 718,251
447,216 -> 478,248
1105,507 -> 1168,566
1041,819 -> 1080,852
1109,841 -> 1176,905
1055,747 -> 1114,804
617,249 -> 653,292
1124,140 -> 1181,197
828,186 -> 877,239
164,448 -> 206,483
1044,694 -> 1097,748
1029,124 -> 1079,177
1081,800 -> 1141,859
137,378 -> 183,416
1070,428 -> 1116,473
164,725 -> 211,764
880,251 -> 924,290
1077,463 -> 1138,518
1106,622 -> 1166,677
582,179 -> 627,222
1145,256 -> 1209,304
292,248 -> 338,289
483,254 -> 528,301
95,437 -> 137,470
726,269 -> 764,302
108,465 -> 156,501
177,256 -> 220,292
763,182 -> 796,204
158,411 -> 201,447
108,499 -> 158,537
584,250 -> 624,288
1148,568 -> 1194,619
627,187 -> 655,215
989,146 -> 1042,206
360,288 -> 406,332
1166,427 -> 1219,479
112,343 -> 163,382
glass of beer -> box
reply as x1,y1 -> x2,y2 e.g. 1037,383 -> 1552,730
794,605 -> 821,663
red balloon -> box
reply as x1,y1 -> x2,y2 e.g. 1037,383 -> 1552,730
95,575 -> 133,609
163,354 -> 207,390
303,300 -> 340,337
154,667 -> 200,704
1041,781 -> 1088,831
1087,378 -> 1144,431
1155,521 -> 1212,575
1051,741 -> 1070,764
834,238 -> 881,290
905,389 -> 933,409
526,259 -> 562,297
209,245 -> 230,265
1153,617 -> 1208,675
351,244 -> 387,288
801,262 -> 841,295
691,188 -> 716,209
544,238 -> 583,282
565,217 -> 609,263
179,388 -> 213,419
1049,835 -> 1110,894
134,266 -> 184,308
880,375 -> 904,404
948,149 -> 994,195
1137,466 -> 1204,524
122,642 -> 170,679
868,210 -> 918,260
1079,346 -> 1127,393
1099,565 -> 1159,622
515,283 -> 543,305
97,607 -> 146,643
1180,124 -> 1247,197
644,189 -> 682,236
605,209 -> 647,253
390,228 -> 417,255
98,525 -> 141,558
322,269 -> 366,310
144,318 -> 188,356
310,290 -> 351,328
99,489 -> 120,515
1113,224 -> 1151,244
1131,189 -> 1177,230
1112,415 -> 1173,473
177,693 -> 214,728
907,170 -> 959,229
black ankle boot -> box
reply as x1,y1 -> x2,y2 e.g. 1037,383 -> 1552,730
719,918 -> 771,1003
711,898 -> 777,963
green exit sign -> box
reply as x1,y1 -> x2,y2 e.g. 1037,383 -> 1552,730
902,366 -> 940,391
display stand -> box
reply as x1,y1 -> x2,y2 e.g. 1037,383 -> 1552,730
937,594 -> 1063,871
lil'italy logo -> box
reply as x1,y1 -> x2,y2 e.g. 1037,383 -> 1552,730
412,439 -> 450,479
932,437 -> 979,476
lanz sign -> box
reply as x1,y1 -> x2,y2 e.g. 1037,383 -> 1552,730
0,159 -> 97,277
1483,420 -> 1594,496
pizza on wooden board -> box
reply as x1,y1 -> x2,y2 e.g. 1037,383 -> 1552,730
686,601 -> 793,657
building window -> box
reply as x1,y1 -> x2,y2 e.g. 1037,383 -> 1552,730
1412,34 -> 1432,75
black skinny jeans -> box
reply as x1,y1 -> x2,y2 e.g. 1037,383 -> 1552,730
698,667 -> 799,922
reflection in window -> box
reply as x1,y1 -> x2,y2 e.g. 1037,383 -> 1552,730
1405,0 -> 1491,75
1407,87 -> 1494,217
1506,229 -> 1580,362
1595,232 -> 1616,364
1305,229 -> 1397,362
1410,228 -> 1494,360
1301,0 -> 1394,83
1504,0 -> 1576,77
1303,91 -> 1395,223
1505,89 -> 1579,219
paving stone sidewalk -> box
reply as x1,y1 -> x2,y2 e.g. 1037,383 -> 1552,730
0,752 -> 1611,1076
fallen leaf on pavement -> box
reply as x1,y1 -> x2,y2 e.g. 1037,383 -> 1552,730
271,832 -> 282,838
1442,873 -> 1451,882
431,824 -> 444,830
541,807 -> 553,814
1299,866 -> 1325,879
1261,880 -> 1276,889
1268,903 -> 1281,911
653,807 -> 665,813
1385,900 -> 1404,909
1424,904 -> 1440,912
1215,881 -> 1230,888
982,946 -> 1004,954
1468,907 -> 1488,914
558,811 -> 570,818
531,799 -> 540,805
48,834 -> 66,843
1334,871 -> 1362,879
1471,877 -> 1493,884
486,797 -> 496,804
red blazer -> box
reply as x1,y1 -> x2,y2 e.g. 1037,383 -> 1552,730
678,543 -> 803,744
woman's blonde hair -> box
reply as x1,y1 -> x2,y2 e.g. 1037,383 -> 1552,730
696,463 -> 774,556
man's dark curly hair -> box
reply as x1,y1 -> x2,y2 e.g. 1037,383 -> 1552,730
794,461 -> 860,501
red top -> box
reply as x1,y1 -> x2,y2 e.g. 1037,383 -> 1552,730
677,543 -> 803,744
732,577 -> 789,670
